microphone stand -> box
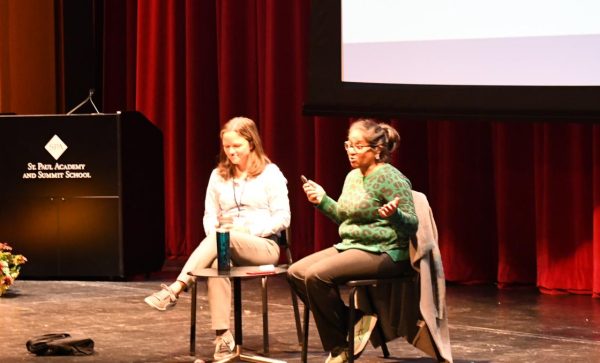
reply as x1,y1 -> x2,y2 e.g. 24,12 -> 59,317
66,89 -> 100,115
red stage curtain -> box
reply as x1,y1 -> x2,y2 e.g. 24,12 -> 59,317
101,0 -> 600,296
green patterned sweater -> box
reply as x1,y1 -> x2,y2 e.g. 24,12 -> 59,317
317,163 -> 418,261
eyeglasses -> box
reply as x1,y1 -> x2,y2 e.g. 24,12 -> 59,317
344,141 -> 371,152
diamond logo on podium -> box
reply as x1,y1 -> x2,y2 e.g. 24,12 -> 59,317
45,135 -> 68,160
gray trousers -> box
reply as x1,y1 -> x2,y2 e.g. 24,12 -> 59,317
177,231 -> 280,330
287,246 -> 411,352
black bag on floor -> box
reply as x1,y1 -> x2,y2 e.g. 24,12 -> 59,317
26,333 -> 94,356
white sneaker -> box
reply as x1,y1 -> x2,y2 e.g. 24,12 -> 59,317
144,284 -> 178,311
352,314 -> 377,358
325,349 -> 349,363
213,330 -> 236,362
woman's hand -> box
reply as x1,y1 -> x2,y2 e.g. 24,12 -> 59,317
378,197 -> 400,218
217,215 -> 234,230
302,180 -> 325,205
218,215 -> 250,234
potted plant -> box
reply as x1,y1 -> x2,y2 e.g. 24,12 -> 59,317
0,242 -> 27,296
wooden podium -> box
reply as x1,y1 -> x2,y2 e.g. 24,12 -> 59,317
0,111 -> 165,279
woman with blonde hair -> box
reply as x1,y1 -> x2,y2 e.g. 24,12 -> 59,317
145,117 -> 290,361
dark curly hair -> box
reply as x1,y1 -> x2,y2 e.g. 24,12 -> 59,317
349,119 -> 400,163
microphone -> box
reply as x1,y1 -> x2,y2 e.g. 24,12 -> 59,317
88,89 -> 100,114
66,88 -> 101,115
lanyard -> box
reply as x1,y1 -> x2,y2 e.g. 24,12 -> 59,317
232,179 -> 245,216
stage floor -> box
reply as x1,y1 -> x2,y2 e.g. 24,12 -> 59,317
1,274 -> 599,362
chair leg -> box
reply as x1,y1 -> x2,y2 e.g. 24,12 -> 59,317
348,287 -> 357,363
364,286 -> 390,358
290,289 -> 303,346
301,304 -> 310,363
261,276 -> 269,354
302,286 -> 389,363
380,333 -> 390,358
349,285 -> 391,361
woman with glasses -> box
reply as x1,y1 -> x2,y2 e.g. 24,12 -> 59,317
144,117 -> 290,362
288,118 -> 418,363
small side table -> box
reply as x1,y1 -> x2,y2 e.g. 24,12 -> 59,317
188,266 -> 288,363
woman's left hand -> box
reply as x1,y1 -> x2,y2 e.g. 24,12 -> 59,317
378,197 -> 400,218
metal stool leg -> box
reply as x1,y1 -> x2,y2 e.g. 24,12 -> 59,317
190,279 -> 197,356
234,278 -> 243,345
261,276 -> 269,354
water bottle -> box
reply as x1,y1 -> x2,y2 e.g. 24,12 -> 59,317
216,228 -> 231,274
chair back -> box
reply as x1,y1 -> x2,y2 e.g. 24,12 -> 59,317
277,227 -> 294,266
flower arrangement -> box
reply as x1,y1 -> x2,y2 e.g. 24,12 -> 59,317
0,242 -> 27,296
